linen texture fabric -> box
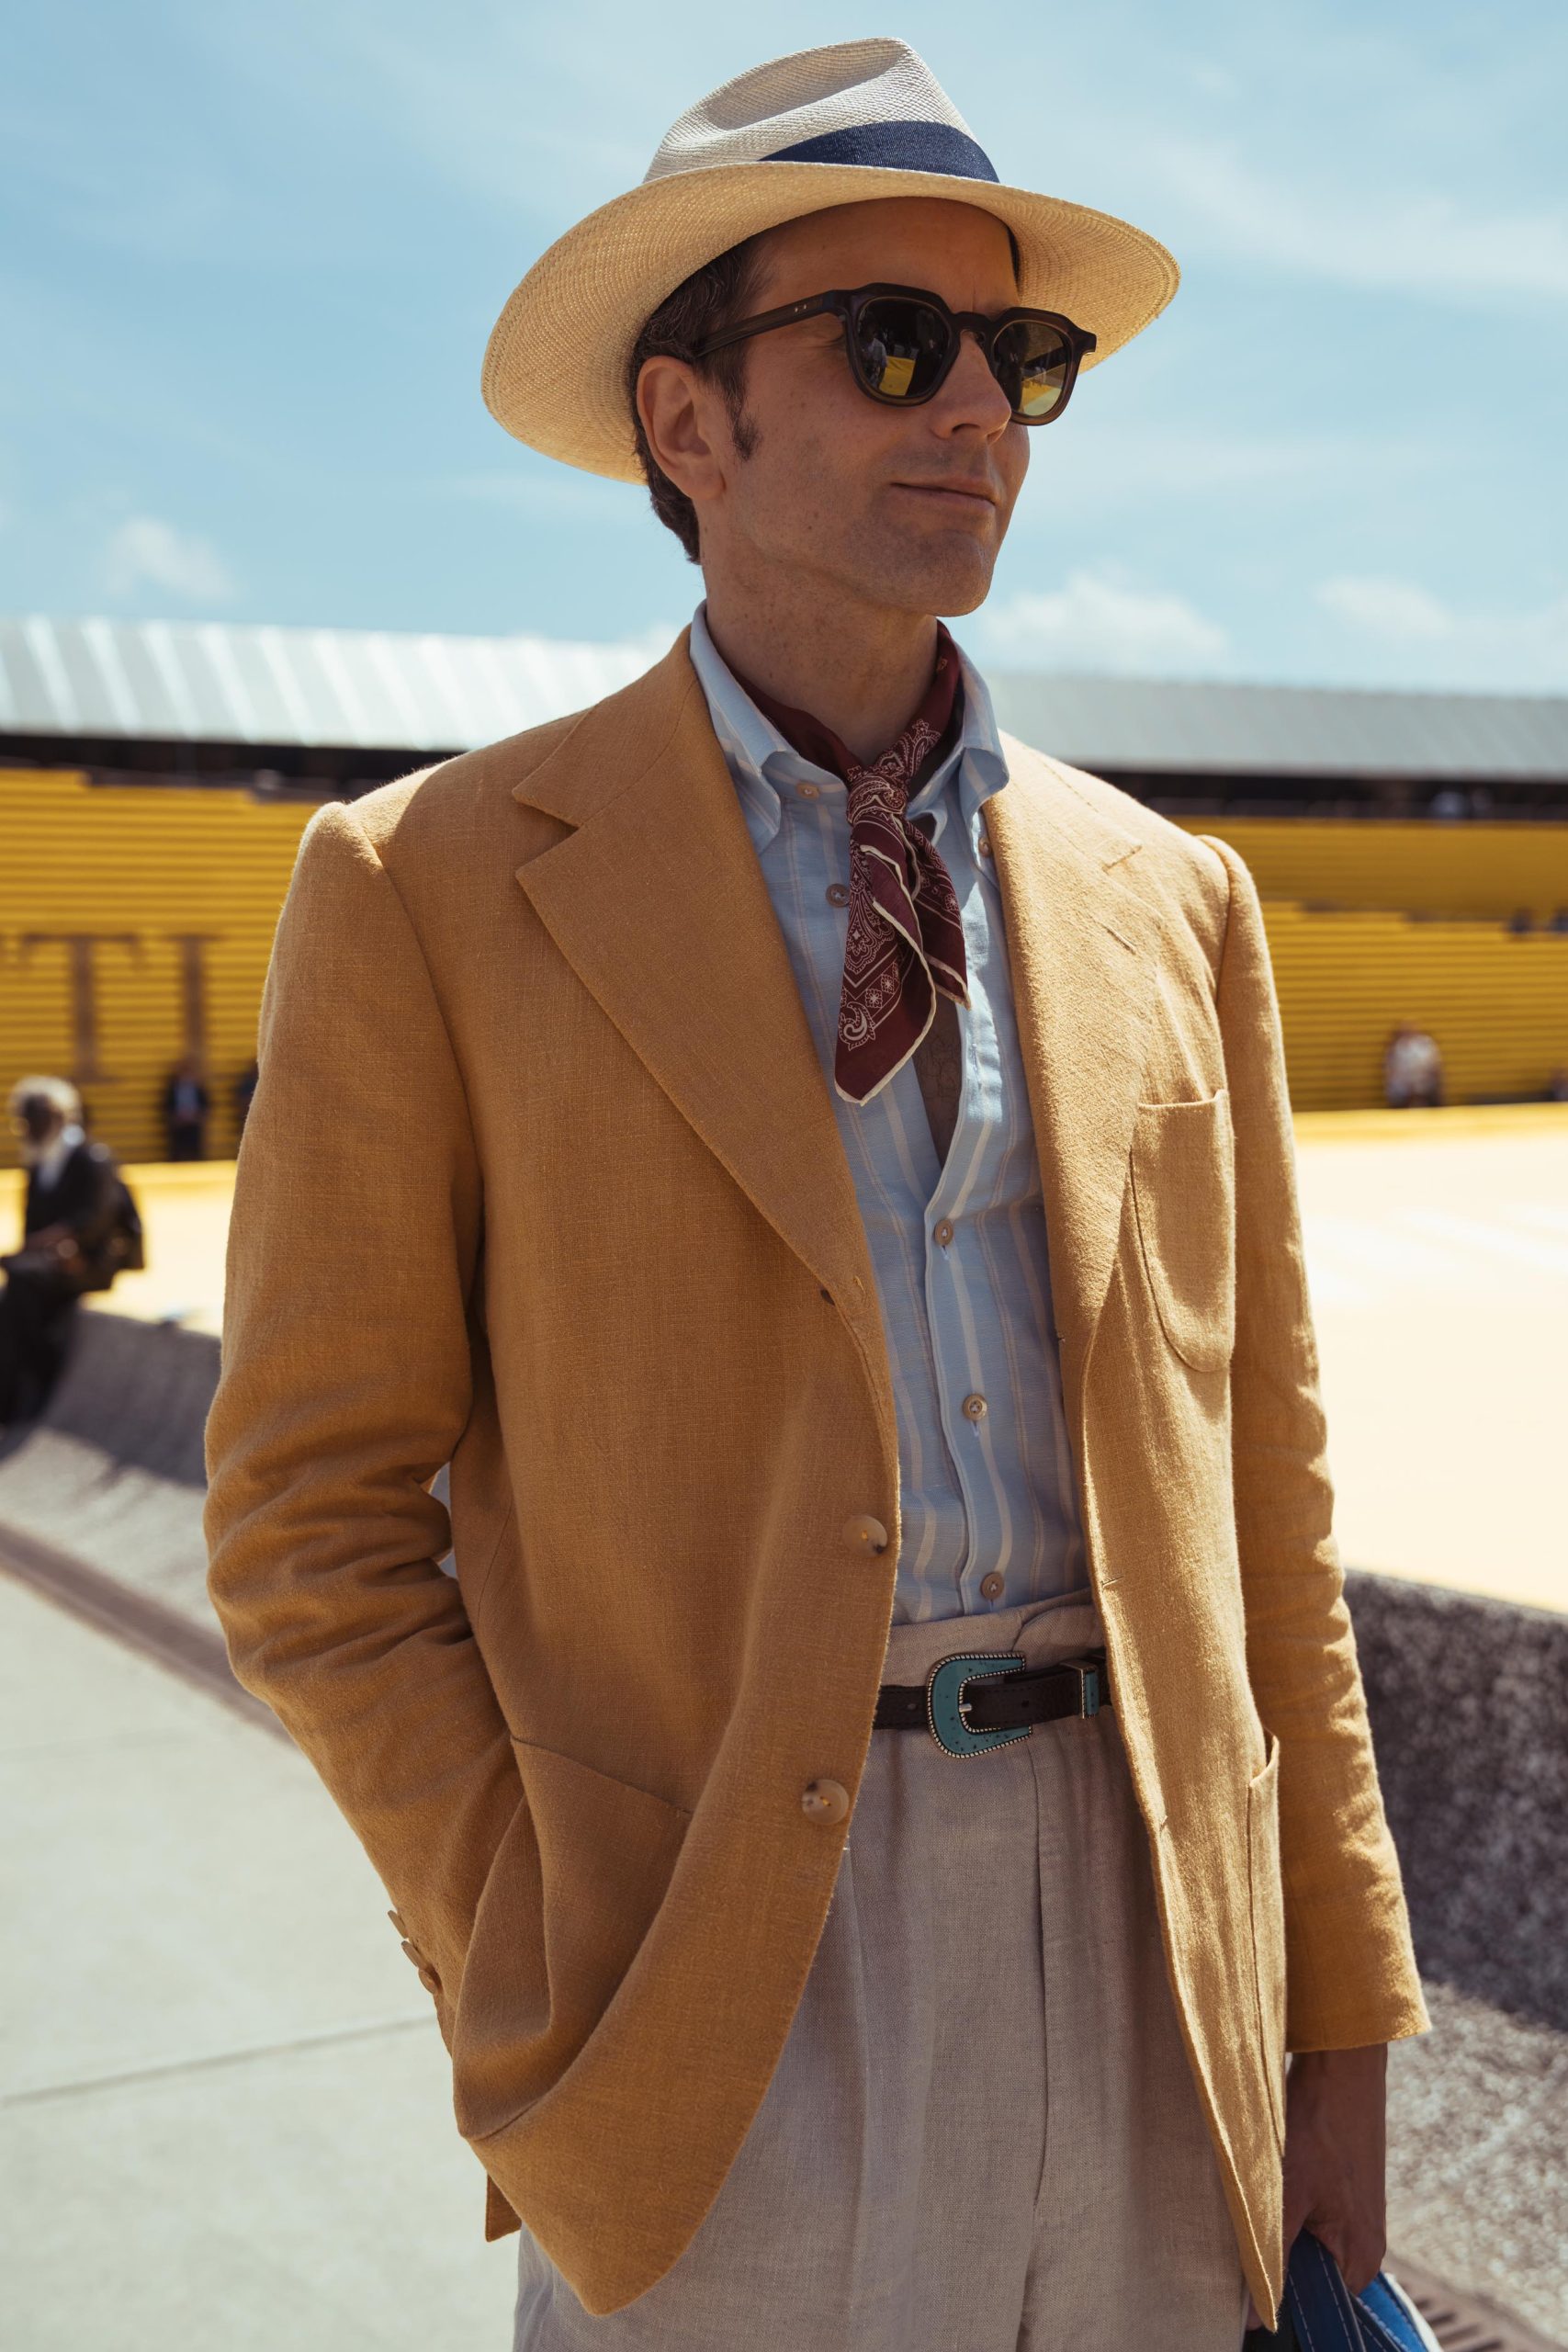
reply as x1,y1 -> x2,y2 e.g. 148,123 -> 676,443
204,635 -> 1427,2324
513,1599 -> 1251,2351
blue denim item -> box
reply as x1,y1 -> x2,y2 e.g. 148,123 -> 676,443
1246,2232 -> 1439,2350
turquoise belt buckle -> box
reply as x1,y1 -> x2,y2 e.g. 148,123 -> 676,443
925,1651 -> 1030,1758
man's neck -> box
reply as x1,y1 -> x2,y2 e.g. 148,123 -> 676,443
702,581 -> 941,766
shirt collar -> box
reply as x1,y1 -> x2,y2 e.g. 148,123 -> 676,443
688,603 -> 1009,858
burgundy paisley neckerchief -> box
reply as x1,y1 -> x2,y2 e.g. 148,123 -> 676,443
738,628 -> 969,1104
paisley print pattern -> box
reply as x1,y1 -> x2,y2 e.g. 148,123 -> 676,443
738,629 -> 970,1103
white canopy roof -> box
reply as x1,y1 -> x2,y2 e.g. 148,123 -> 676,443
4,614 -> 1566,783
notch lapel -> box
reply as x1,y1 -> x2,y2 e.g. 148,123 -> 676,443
986,738 -> 1156,1401
511,639 -> 878,1320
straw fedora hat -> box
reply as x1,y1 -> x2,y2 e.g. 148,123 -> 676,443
482,38 -> 1179,481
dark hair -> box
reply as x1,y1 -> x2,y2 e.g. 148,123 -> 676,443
626,236 -> 767,563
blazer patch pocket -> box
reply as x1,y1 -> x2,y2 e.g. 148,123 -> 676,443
1130,1089 -> 1236,1372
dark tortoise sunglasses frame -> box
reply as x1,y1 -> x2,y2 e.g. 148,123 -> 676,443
692,281 -> 1098,424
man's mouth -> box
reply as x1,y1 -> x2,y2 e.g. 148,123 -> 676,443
891,480 -> 999,513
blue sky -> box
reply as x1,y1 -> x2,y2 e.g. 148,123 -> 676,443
3,0 -> 1564,689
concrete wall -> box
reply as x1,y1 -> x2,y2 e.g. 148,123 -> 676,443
1349,1568 -> 1567,2031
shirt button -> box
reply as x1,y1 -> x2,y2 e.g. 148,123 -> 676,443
795,780 -> 821,800
933,1217 -> 954,1249
801,1779 -> 851,1826
977,831 -> 993,856
962,1393 -> 988,1422
826,882 -> 851,907
841,1513 -> 889,1555
980,1571 -> 1006,1602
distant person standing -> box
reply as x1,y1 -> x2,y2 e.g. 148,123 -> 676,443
163,1055 -> 210,1160
1382,1023 -> 1444,1109
0,1078 -> 124,1424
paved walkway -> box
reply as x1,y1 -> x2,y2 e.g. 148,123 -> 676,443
1294,1106 -> 1568,1610
5,1570 -> 1564,2347
0,1574 -> 517,2352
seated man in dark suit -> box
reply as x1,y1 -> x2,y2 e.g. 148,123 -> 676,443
0,1076 -> 123,1426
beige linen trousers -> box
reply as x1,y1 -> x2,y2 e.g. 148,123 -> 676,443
513,1599 -> 1249,2350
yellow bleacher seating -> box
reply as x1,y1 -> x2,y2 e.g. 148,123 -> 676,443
1178,817 -> 1568,922
2,769 -> 312,1166
1261,904 -> 1568,1111
6,775 -> 1568,1154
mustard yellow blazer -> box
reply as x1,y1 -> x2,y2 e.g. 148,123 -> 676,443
205,638 -> 1426,2320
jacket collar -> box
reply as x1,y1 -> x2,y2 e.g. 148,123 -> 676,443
512,635 -> 1154,1412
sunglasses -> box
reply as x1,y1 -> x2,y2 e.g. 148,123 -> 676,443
693,281 -> 1097,425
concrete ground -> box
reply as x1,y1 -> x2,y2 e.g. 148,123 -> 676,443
1293,1105 -> 1568,1611
4,1571 -> 1563,2350
0,1574 -> 517,2352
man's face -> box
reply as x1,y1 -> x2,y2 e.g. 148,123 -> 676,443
691,198 -> 1031,618
14,1098 -> 62,1158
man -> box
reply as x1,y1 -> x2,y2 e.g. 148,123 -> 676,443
162,1054 -> 211,1159
205,40 -> 1427,2349
0,1076 -> 121,1424
1383,1023 -> 1443,1110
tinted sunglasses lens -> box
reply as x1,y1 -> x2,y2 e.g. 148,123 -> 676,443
852,298 -> 953,401
994,319 -> 1075,420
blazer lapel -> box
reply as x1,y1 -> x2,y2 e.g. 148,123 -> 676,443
511,638 -> 875,1314
986,739 -> 1156,1396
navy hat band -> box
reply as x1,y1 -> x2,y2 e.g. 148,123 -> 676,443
765,119 -> 999,183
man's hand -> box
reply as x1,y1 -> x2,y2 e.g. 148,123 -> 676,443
36,1226 -> 85,1274
1248,2044 -> 1388,2327
1285,2044 -> 1388,2285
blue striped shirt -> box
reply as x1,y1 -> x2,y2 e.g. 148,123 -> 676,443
688,606 -> 1086,1623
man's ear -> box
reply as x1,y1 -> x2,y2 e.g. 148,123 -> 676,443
637,356 -> 731,511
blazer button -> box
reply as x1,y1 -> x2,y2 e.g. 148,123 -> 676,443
801,1779 -> 851,1826
841,1513 -> 888,1555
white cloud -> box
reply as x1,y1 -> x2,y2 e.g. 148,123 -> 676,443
1145,136 -> 1568,303
1316,573 -> 1568,686
102,515 -> 236,605
445,469 -> 644,526
980,568 -> 1230,674
1316,576 -> 1456,642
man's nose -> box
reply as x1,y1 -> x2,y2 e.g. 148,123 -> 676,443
936,328 -> 1013,432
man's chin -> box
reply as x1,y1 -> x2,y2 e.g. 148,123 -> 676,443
900,560 -> 998,620
852,537 -> 1000,620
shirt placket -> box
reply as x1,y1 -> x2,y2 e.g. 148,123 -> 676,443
916,781 -> 1011,1611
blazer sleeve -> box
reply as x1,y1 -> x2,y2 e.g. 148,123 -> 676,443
204,799 -> 520,2030
1205,833 -> 1428,2053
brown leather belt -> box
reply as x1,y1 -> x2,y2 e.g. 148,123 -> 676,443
874,1650 -> 1110,1758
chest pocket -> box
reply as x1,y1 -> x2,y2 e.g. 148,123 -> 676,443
1130,1089 -> 1236,1373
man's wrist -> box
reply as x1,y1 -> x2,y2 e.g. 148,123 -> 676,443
1290,2042 -> 1388,2076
